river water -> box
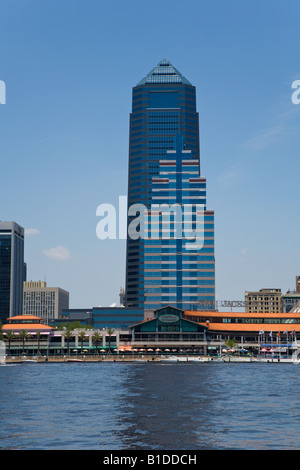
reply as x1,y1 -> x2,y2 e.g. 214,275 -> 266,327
1,361 -> 300,450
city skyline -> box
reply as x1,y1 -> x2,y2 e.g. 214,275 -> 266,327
0,1 -> 300,309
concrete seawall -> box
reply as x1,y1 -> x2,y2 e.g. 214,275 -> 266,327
5,355 -> 298,364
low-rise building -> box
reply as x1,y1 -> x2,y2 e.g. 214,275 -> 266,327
281,277 -> 300,313
184,310 -> 300,347
245,288 -> 282,313
281,291 -> 300,313
55,306 -> 145,329
1,314 -> 118,355
128,306 -> 209,353
1,315 -> 55,355
92,307 -> 144,329
51,308 -> 93,327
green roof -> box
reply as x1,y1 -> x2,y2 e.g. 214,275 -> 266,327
136,58 -> 192,86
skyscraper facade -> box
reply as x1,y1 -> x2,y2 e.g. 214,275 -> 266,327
0,221 -> 25,323
125,59 -> 215,310
143,140 -> 215,311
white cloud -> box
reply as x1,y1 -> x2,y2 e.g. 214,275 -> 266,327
239,247 -> 248,262
25,228 -> 40,236
42,246 -> 71,260
246,123 -> 286,150
244,105 -> 299,151
218,167 -> 241,187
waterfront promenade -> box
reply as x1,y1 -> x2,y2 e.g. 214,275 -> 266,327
4,354 -> 299,364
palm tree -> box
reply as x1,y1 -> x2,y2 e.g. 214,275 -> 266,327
36,331 -> 41,356
4,331 -> 15,355
19,330 -> 29,354
106,328 -> 115,354
223,338 -> 238,352
92,331 -> 102,355
78,330 -> 86,354
63,329 -> 73,355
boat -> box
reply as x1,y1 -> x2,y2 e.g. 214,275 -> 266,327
21,359 -> 38,363
66,358 -> 84,362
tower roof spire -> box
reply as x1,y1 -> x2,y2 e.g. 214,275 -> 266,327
136,58 -> 192,86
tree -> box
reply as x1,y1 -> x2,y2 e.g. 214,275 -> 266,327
92,331 -> 102,355
78,330 -> 86,354
4,331 -> 15,355
36,331 -> 41,355
19,330 -> 29,354
57,321 -> 87,331
223,338 -> 238,352
63,329 -> 73,355
106,328 -> 115,354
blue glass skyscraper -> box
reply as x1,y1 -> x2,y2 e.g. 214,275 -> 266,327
125,59 -> 215,310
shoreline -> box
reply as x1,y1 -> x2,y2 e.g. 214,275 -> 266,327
3,355 -> 299,364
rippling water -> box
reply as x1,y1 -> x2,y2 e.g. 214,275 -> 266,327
1,362 -> 300,450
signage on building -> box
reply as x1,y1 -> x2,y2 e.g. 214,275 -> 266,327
195,300 -> 247,309
159,314 -> 179,323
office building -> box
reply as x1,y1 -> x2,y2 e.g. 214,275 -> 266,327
23,281 -> 69,322
92,306 -> 144,329
245,288 -> 282,313
125,58 -> 215,310
53,306 -> 144,329
0,221 -> 25,323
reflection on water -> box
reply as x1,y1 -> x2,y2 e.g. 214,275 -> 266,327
1,362 -> 300,450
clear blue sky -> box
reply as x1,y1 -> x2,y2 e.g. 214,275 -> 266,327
0,0 -> 299,308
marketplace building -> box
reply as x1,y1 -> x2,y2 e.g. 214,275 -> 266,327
2,306 -> 300,358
